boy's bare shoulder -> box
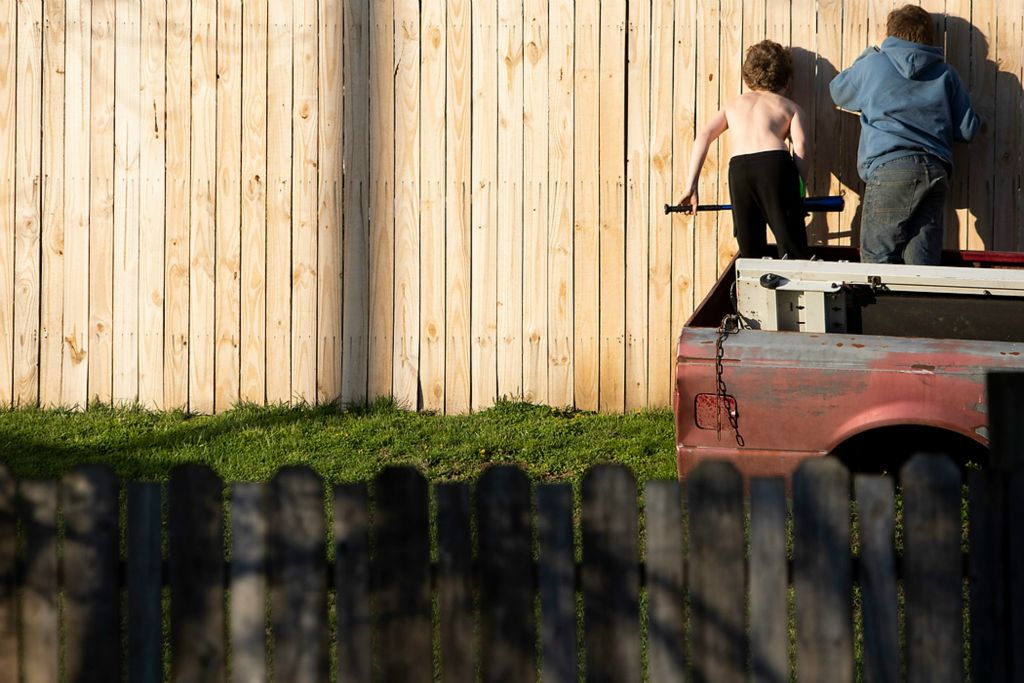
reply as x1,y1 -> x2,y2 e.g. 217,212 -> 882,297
726,90 -> 801,115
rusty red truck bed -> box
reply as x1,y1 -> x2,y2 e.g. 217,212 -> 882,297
674,247 -> 1024,478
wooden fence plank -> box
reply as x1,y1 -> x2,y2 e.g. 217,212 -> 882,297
693,0 -> 721,303
902,454 -> 963,683
393,0 -> 421,410
373,467 -> 431,681
547,0 -> 573,409
230,483 -> 268,683
647,0 -> 673,408
169,465 -> 224,682
163,0 -> 190,409
479,466 -> 536,682
127,481 -> 162,683
793,457 -> 853,683
317,0 -> 342,405
367,0 -> 395,401
624,0 -> 649,411
240,0 -> 267,405
0,466 -> 17,683
190,0 -> 216,413
814,0 -> 844,241
436,483 -> 474,682
138,0 -> 165,410
838,0 -> 868,246
420,0 -> 446,412
270,467 -> 328,682
537,483 -> 576,683
790,0 -> 815,246
63,466 -> 120,683
215,0 -> 242,412
854,474 -> 899,683
470,0 -> 498,410
61,0 -> 90,408
39,0 -> 64,409
334,483 -> 370,683
688,461 -> 745,683
717,0 -> 740,267
0,0 -> 14,406
341,0 -> 370,405
290,0 -> 318,404
573,0 -> 599,411
445,0 -> 472,413
496,0 -> 524,402
645,480 -> 685,682
966,2 -> 996,249
265,0 -> 292,404
943,0 -> 971,250
1010,469 -> 1024,680
993,1 -> 1023,252
750,477 -> 788,683
19,480 -> 58,683
967,470 -> 1007,683
523,0 -> 548,407
582,465 -> 640,681
113,0 -> 140,407
670,0 -> 697,337
598,0 -> 626,413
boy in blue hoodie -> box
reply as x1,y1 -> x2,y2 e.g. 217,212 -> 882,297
829,5 -> 979,265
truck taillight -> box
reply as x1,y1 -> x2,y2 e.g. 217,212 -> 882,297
694,393 -> 738,430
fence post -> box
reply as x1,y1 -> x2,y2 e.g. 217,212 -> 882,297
750,478 -> 788,683
988,372 -> 1024,680
436,482 -> 473,683
230,482 -> 268,683
645,480 -> 685,683
537,483 -> 576,683
688,460 -> 745,683
479,466 -> 536,683
127,481 -> 162,683
335,482 -> 370,683
854,474 -> 898,683
0,465 -> 16,683
19,480 -> 58,683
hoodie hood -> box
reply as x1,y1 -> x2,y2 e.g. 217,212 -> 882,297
879,36 -> 945,79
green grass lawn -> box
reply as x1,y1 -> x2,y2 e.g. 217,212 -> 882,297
0,399 -> 678,485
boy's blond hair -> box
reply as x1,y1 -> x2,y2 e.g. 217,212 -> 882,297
742,40 -> 792,93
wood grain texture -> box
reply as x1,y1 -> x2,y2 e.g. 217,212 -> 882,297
445,0 -> 472,413
547,0 -> 574,409
522,0 -> 548,406
241,0 -> 268,405
163,0 -> 190,409
716,0 -> 740,267
138,0 -> 165,410
215,0 -> 242,412
39,0 -> 64,409
61,0 -> 90,408
0,0 -> 15,406
671,0 -> 697,344
837,0 -> 868,246
965,2 -> 995,249
420,0 -> 447,412
693,0 -> 721,312
992,0 -> 1022,251
814,0 -> 843,240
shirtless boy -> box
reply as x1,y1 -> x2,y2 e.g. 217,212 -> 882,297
678,40 -> 810,259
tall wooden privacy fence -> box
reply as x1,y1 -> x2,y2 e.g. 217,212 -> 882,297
1,0 -> 1023,416
1,456 -> 1023,681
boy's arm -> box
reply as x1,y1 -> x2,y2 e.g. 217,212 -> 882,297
790,105 -> 810,182
828,47 -> 875,111
949,69 -> 980,142
678,110 -> 729,207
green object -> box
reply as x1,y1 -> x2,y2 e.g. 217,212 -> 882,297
799,176 -> 807,198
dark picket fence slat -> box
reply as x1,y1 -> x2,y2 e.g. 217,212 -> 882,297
127,481 -> 162,683
968,470 -> 1007,683
902,454 -> 963,683
750,477 -> 788,683
19,480 -> 58,683
1010,470 -> 1024,681
644,480 -> 686,683
334,482 -> 370,683
537,483 -> 576,683
855,474 -> 899,683
794,457 -> 853,683
271,466 -> 328,683
436,482 -> 474,683
479,465 -> 536,683
374,466 -> 432,682
0,465 -> 16,683
231,482 -> 268,683
169,465 -> 225,683
688,460 -> 745,683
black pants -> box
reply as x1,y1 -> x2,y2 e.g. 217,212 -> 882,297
728,150 -> 809,259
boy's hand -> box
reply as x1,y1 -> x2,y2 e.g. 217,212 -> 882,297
677,188 -> 698,213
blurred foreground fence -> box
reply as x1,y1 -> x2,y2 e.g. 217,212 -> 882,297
1,450 -> 1023,682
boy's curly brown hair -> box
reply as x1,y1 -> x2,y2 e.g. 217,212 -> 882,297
742,40 -> 793,93
886,5 -> 935,45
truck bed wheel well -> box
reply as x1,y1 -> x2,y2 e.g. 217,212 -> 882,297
832,425 -> 987,474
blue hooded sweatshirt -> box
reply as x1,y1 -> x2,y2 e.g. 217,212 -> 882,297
829,37 -> 980,181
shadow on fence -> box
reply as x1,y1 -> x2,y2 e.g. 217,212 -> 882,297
0,374 -> 1022,681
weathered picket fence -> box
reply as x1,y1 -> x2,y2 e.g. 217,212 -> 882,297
1,451 -> 1022,682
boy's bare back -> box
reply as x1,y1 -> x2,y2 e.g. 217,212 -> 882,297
723,90 -> 805,157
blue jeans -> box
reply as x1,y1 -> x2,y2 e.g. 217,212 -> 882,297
860,154 -> 949,265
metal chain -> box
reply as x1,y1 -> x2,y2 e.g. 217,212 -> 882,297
714,313 -> 745,447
